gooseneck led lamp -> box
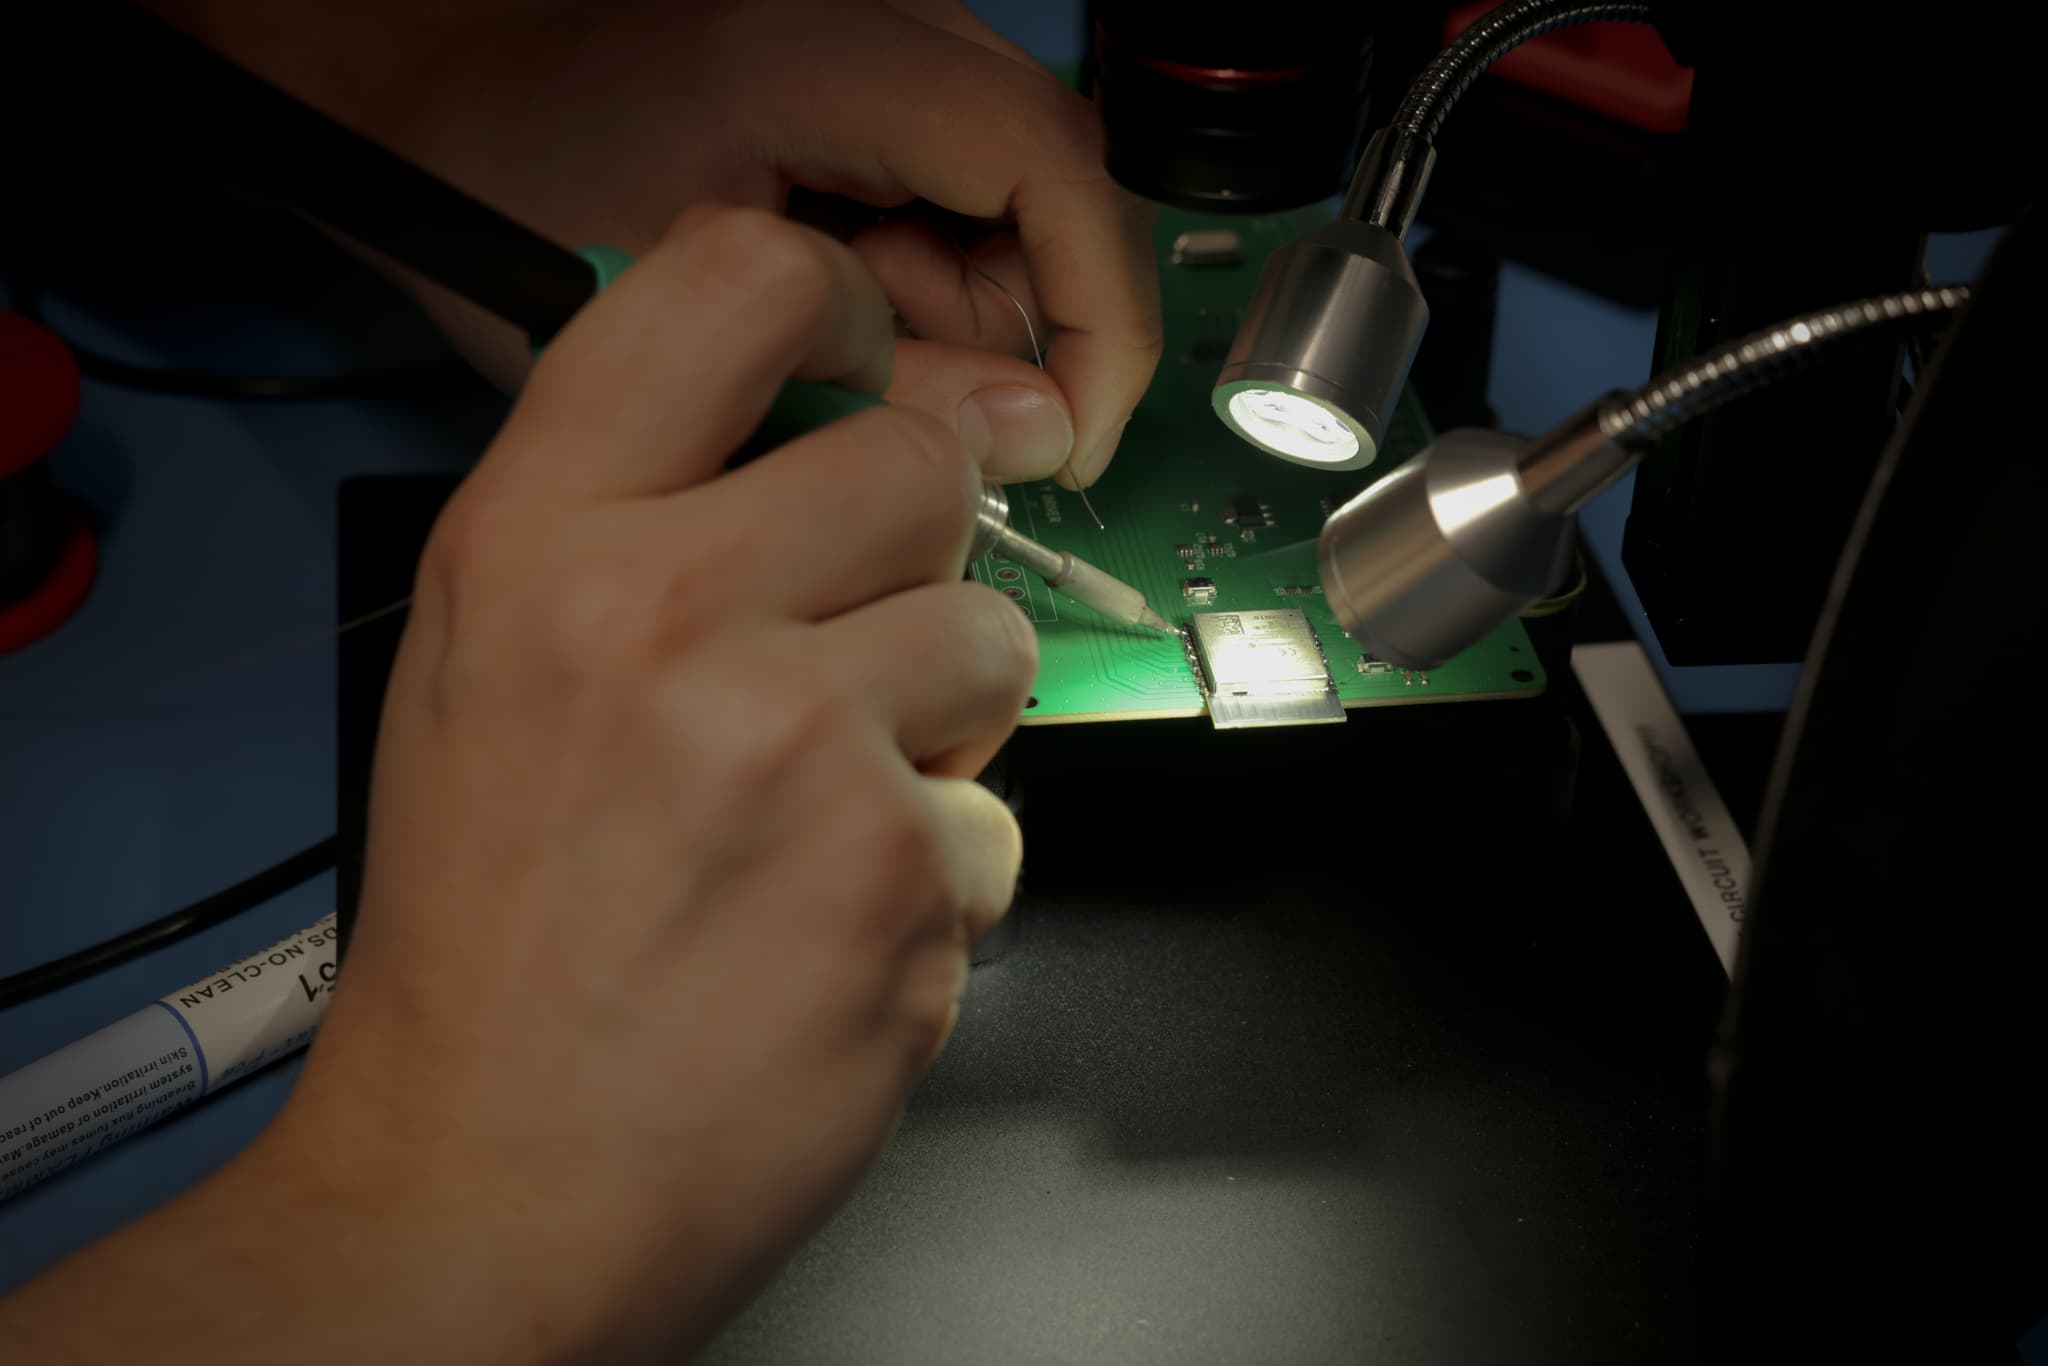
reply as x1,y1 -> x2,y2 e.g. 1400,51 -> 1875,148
1316,287 -> 1970,668
1212,0 -> 1657,469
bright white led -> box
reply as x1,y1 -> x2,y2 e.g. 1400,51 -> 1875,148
1226,388 -> 1361,465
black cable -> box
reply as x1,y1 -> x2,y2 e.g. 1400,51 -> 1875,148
8,2 -> 597,346
1906,257 -> 1933,381
1392,0 -> 1658,145
0,836 -> 338,1010
1348,0 -> 1657,236
9,286 -> 477,400
0,596 -> 413,710
56,343 -> 471,401
0,9 -> 557,1009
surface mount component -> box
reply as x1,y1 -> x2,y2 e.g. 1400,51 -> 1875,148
1226,494 -> 1275,529
1182,577 -> 1218,602
1187,309 -> 1238,362
1172,229 -> 1246,267
1185,609 -> 1345,730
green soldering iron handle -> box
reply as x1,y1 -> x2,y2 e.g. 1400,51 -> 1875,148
571,245 -> 886,467
577,243 -> 636,292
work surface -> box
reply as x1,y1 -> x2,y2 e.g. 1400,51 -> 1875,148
700,718 -> 1729,1365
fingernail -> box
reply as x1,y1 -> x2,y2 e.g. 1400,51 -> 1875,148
961,387 -> 1073,478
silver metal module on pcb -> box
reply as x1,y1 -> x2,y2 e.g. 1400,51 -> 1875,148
1185,609 -> 1345,730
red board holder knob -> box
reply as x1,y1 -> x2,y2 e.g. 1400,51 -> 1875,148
1,308 -> 99,655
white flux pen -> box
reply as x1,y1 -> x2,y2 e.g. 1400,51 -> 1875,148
0,916 -> 340,1202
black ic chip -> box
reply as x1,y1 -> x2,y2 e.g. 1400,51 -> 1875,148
1227,495 -> 1273,528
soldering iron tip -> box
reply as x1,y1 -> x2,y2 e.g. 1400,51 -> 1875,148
1139,606 -> 1176,635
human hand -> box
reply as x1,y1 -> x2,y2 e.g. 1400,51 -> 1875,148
145,0 -> 1163,486
268,207 -> 1036,1358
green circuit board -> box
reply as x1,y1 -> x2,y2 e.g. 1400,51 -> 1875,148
977,202 -> 1544,726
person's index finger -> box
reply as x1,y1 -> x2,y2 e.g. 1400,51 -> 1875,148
880,0 -> 1043,72
1022,180 -> 1163,485
929,73 -> 1161,487
758,22 -> 1161,488
487,206 -> 896,503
